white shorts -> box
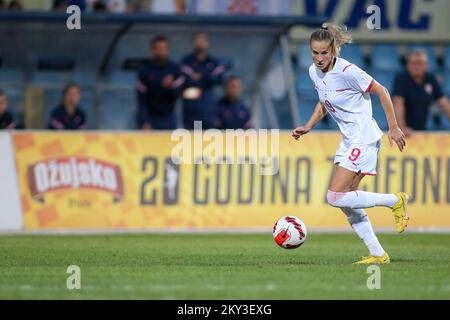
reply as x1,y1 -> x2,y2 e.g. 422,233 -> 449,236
333,140 -> 381,176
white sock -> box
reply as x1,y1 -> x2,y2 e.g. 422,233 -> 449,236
341,207 -> 385,257
327,190 -> 398,209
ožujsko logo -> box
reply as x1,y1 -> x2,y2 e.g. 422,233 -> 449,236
27,157 -> 124,203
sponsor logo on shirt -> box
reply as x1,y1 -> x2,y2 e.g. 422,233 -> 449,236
424,83 -> 433,95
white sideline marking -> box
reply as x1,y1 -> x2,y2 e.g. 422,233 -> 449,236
0,227 -> 449,235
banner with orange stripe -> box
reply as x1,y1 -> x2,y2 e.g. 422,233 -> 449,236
12,132 -> 450,230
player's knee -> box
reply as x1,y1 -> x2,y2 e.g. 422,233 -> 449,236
326,190 -> 347,207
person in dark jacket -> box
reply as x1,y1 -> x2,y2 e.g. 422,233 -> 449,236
136,35 -> 184,130
48,83 -> 87,130
392,49 -> 450,135
217,76 -> 252,129
181,32 -> 226,129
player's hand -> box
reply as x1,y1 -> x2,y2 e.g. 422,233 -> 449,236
192,72 -> 202,81
162,75 -> 174,88
388,126 -> 406,152
292,125 -> 311,140
142,123 -> 152,130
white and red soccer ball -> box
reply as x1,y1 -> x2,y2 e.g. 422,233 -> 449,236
272,216 -> 307,249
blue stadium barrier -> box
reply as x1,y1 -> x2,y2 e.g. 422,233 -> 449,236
371,44 -> 401,72
98,88 -> 136,129
340,44 -> 366,69
444,45 -> 450,70
297,43 -> 312,71
0,69 -> 24,85
31,70 -> 72,85
370,70 -> 395,92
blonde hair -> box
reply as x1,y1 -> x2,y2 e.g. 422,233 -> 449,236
310,23 -> 353,56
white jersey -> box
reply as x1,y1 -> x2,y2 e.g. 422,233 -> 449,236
308,58 -> 383,146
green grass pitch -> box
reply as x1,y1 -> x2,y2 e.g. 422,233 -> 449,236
0,233 -> 448,299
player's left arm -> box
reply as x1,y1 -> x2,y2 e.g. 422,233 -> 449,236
202,60 -> 226,86
370,80 -> 406,152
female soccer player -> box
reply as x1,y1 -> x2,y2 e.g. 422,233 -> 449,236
292,23 -> 409,264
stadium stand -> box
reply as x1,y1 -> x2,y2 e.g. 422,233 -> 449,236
294,42 -> 450,131
339,43 -> 366,69
370,44 -> 401,72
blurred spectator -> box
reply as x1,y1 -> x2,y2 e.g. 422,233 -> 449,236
193,0 -> 293,15
107,0 -> 126,13
92,0 -> 107,11
67,0 -> 87,11
136,35 -> 184,130
126,0 -> 149,12
48,83 -> 87,130
8,0 -> 23,10
393,49 -> 450,135
52,0 -> 67,11
181,32 -> 226,129
87,0 -> 130,13
150,0 -> 185,14
0,0 -> 5,9
216,76 -> 252,129
0,90 -> 16,130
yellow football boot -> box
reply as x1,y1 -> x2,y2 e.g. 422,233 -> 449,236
354,253 -> 390,265
392,192 -> 410,233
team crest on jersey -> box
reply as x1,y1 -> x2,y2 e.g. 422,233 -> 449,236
424,83 -> 433,95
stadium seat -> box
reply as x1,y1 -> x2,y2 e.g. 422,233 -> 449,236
440,113 -> 450,130
444,74 -> 450,96
98,89 -> 136,129
72,70 -> 98,87
297,43 -> 312,71
339,44 -> 366,69
371,99 -> 388,131
0,69 -> 24,85
2,86 -> 25,127
107,71 -> 137,85
298,98 -> 327,129
424,104 -> 450,131
31,70 -> 72,85
370,44 -> 401,72
407,44 -> 438,72
444,45 -> 450,70
370,70 -> 395,92
296,70 -> 315,96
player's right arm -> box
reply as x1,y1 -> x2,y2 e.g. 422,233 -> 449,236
292,101 -> 326,140
392,95 -> 413,136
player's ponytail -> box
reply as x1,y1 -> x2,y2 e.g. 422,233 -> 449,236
310,23 -> 352,56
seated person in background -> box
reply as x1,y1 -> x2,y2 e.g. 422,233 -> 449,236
0,90 -> 16,129
136,35 -> 184,130
216,76 -> 252,129
392,49 -> 450,135
48,83 -> 87,130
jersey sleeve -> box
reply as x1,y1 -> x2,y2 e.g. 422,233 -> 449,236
343,65 -> 374,94
308,65 -> 315,83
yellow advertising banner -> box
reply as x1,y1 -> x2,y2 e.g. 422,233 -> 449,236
12,131 -> 450,230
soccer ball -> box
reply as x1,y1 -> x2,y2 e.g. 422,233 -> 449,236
272,216 -> 307,249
